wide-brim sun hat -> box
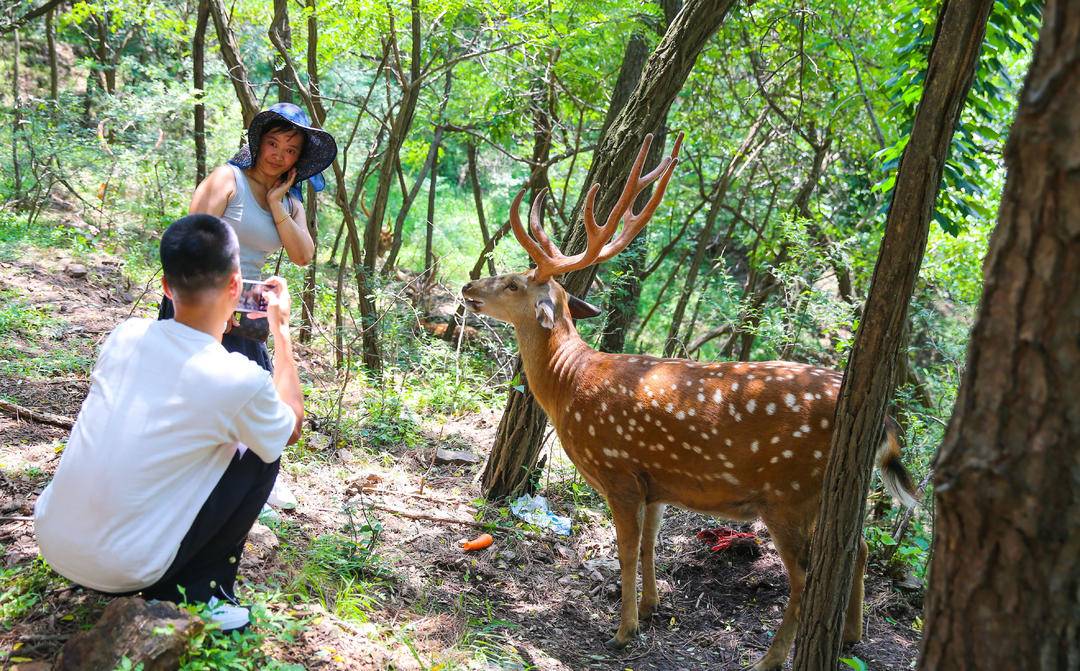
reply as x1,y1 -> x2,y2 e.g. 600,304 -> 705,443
228,102 -> 337,193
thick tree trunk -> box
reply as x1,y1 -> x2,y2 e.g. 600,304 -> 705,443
193,0 -> 209,187
596,31 -> 657,355
467,142 -> 495,277
919,3 -> 1078,668
423,131 -> 440,276
207,0 -> 260,126
298,0 -> 319,344
483,0 -> 736,500
792,0 -> 994,668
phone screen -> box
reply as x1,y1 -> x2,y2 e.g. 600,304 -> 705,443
236,280 -> 270,313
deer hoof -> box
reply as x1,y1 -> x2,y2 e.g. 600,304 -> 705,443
604,629 -> 636,650
747,654 -> 782,671
638,601 -> 658,621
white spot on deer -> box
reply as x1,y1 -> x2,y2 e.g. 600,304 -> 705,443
731,382 -> 740,392
703,454 -> 711,460
734,413 -> 742,422
670,383 -> 677,391
763,482 -> 771,491
711,427 -> 719,435
574,411 -> 582,422
608,414 -> 615,424
665,403 -> 675,413
646,389 -> 654,398
750,440 -> 760,453
813,450 -> 823,460
723,460 -> 735,469
688,408 -> 696,417
588,425 -> 595,436
712,390 -> 723,403
814,393 -> 821,400
746,399 -> 757,413
766,403 -> 777,415
667,434 -> 675,442
747,374 -> 755,380
601,401 -> 608,412
694,446 -> 703,454
605,461 -> 613,468
811,467 -> 820,477
783,450 -> 794,459
620,450 -> 630,459
770,456 -> 780,464
820,418 -> 830,429
652,462 -> 662,469
696,393 -> 705,403
800,424 -> 811,433
724,438 -> 733,447
615,425 -> 624,435
628,357 -> 639,363
628,418 -> 637,427
771,435 -> 780,444
651,400 -> 659,408
721,472 -> 740,485
676,411 -> 686,420
791,481 -> 800,491
671,453 -> 679,461
584,448 -> 593,459
638,441 -> 645,447
765,375 -> 774,382
793,431 -> 803,438
803,393 -> 814,402
784,393 -> 797,408
729,404 -> 736,416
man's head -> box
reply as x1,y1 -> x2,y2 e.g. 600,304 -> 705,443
160,214 -> 240,307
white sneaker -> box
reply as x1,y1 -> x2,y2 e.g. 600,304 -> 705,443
266,479 -> 298,510
206,596 -> 249,631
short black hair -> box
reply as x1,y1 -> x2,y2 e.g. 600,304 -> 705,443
160,214 -> 239,297
253,119 -> 306,164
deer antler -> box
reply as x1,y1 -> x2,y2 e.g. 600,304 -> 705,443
510,132 -> 683,284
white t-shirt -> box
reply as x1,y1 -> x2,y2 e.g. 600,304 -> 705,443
34,318 -> 296,593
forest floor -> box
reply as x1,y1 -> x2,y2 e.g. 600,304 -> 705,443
0,234 -> 924,670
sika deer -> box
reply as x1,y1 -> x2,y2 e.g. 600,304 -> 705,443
462,134 -> 917,670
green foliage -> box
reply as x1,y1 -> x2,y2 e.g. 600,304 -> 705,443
179,599 -> 305,671
0,557 -> 65,625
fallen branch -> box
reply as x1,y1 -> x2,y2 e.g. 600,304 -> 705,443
0,399 -> 74,429
365,502 -> 564,543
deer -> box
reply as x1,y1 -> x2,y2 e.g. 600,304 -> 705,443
461,134 -> 918,670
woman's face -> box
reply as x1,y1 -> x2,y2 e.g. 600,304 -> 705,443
256,128 -> 305,176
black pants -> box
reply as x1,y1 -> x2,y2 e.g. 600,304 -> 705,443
140,449 -> 279,604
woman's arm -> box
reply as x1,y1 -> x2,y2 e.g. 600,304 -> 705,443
189,165 -> 236,216
268,170 -> 315,266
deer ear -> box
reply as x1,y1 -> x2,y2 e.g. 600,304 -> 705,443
535,297 -> 556,329
567,295 -> 602,319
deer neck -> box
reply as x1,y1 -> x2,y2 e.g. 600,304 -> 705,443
514,314 -> 592,416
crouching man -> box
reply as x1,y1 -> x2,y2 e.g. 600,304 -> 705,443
34,214 -> 303,630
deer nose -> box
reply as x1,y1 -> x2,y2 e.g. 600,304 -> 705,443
462,281 -> 474,294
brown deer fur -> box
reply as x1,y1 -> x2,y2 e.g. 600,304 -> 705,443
461,136 -> 916,670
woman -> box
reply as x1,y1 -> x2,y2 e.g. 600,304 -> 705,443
160,102 -> 337,509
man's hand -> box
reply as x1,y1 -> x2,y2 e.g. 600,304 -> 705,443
261,276 -> 291,335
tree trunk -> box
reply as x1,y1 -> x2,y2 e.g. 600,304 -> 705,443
207,0 -> 260,126
272,0 -> 294,103
365,0 -> 422,273
45,9 -> 58,103
298,0 -> 320,345
11,28 -> 22,201
919,3 -> 1078,668
482,0 -> 736,500
596,31 -> 656,355
193,0 -> 209,187
423,130 -> 440,277
792,1 -> 994,668
467,142 -> 495,277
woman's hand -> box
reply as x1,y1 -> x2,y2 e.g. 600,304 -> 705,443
268,168 -> 297,204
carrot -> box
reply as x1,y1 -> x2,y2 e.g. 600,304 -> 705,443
460,533 -> 494,552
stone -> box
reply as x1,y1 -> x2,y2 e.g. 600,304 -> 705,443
64,264 -> 87,279
53,597 -> 202,671
434,447 -> 481,466
246,520 -> 279,551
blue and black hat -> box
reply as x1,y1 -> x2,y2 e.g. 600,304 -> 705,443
228,102 -> 337,198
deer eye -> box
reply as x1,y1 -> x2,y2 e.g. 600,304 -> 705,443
507,281 -> 519,292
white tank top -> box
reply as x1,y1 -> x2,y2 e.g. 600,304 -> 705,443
222,164 -> 290,280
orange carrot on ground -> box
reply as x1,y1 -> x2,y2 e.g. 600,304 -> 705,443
460,533 -> 494,552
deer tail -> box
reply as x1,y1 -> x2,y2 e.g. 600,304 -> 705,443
876,416 -> 919,509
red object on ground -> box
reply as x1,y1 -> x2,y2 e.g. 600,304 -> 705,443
696,527 -> 758,552
461,533 -> 494,552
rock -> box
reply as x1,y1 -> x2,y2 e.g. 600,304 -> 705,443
64,264 -> 87,279
246,520 -> 279,551
53,597 -> 202,671
434,447 -> 481,466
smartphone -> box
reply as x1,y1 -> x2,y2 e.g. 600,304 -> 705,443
236,279 -> 270,313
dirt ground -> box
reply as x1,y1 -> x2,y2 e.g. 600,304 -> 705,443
0,245 -> 923,670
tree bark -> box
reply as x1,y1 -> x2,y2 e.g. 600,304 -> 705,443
207,0 -> 260,126
423,130 -> 440,277
791,1 -> 994,668
193,0 -> 209,186
919,3 -> 1078,668
271,0 -> 294,103
298,0 -> 320,344
482,0 -> 736,500
45,8 -> 58,103
11,27 -> 22,201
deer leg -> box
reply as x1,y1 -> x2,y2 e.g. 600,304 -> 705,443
638,502 -> 667,621
750,520 -> 810,671
843,537 -> 868,644
605,496 -> 645,649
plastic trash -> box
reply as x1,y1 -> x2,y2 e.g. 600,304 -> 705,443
510,494 -> 572,536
